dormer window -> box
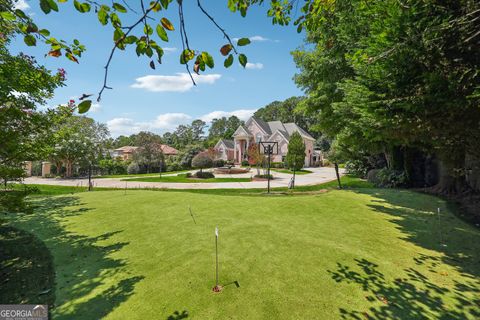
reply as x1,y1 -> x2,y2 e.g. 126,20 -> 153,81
255,133 -> 262,143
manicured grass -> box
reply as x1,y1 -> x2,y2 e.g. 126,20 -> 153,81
3,187 -> 480,319
270,168 -> 313,175
96,170 -> 190,179
123,173 -> 252,183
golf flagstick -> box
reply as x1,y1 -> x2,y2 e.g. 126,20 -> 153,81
213,226 -> 222,292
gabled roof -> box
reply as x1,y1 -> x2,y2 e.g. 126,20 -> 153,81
251,116 -> 272,134
269,129 -> 290,143
159,144 -> 179,155
114,146 -> 138,153
283,123 -> 315,141
233,125 -> 252,137
267,121 -> 289,139
216,139 -> 234,149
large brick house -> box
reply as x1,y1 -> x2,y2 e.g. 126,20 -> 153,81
111,144 -> 179,161
215,116 -> 315,167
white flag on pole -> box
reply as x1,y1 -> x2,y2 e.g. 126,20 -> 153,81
215,226 -> 219,238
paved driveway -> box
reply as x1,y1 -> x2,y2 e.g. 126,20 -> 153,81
23,167 -> 343,190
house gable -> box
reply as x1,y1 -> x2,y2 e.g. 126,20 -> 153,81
233,125 -> 252,137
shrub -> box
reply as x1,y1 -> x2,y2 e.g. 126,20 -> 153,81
254,174 -> 274,179
194,171 -> 215,179
373,168 -> 408,188
191,152 -> 213,172
213,159 -> 225,168
367,169 -> 382,185
0,191 -> 32,214
241,160 -> 250,167
167,162 -> 182,172
226,160 -> 234,166
345,160 -> 368,177
322,159 -> 331,167
270,162 -> 285,168
127,162 -> 140,174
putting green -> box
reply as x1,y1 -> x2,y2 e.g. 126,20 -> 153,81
5,188 -> 480,319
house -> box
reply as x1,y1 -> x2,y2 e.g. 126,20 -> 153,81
111,146 -> 139,161
111,144 -> 179,161
215,116 -> 316,167
215,139 -> 235,161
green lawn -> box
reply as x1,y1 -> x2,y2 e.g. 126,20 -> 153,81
2,186 -> 480,319
270,168 -> 313,175
96,169 -> 190,179
122,173 -> 252,183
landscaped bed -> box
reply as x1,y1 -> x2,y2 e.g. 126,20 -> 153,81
2,182 -> 479,319
122,173 -> 252,183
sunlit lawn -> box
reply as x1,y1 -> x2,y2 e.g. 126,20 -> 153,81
2,185 -> 480,319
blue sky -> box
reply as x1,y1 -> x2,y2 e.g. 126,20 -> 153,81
12,0 -> 305,136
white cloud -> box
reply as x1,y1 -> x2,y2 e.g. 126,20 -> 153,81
131,73 -> 221,92
90,103 -> 101,112
233,35 -> 274,42
245,62 -> 264,70
163,47 -> 177,53
107,109 -> 258,137
200,109 -> 257,123
14,0 -> 30,10
107,113 -> 192,136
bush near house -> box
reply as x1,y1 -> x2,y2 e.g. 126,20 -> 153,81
191,152 -> 213,172
127,162 -> 140,175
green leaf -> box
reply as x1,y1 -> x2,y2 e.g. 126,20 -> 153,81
149,60 -> 155,69
238,53 -> 247,68
180,49 -> 195,64
156,24 -> 168,42
39,29 -> 50,37
150,1 -> 161,11
46,0 -> 58,12
15,9 -> 28,19
1,11 -> 16,20
77,100 -> 92,114
237,38 -> 251,46
39,0 -> 51,14
98,7 -> 109,25
24,34 -> 36,46
73,0 -> 90,13
113,2 -> 127,13
124,35 -> 137,44
224,54 -> 234,68
202,52 -> 214,68
144,24 -> 153,36
160,0 -> 170,9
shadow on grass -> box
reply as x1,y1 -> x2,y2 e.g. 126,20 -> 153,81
166,310 -> 189,319
0,225 -> 55,306
330,258 -> 480,319
6,196 -> 144,320
331,188 -> 480,319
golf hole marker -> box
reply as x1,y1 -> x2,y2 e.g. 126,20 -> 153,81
213,226 -> 223,293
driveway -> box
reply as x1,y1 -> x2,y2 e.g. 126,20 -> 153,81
23,167 -> 343,190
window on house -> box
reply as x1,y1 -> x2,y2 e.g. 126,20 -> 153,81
255,133 -> 262,143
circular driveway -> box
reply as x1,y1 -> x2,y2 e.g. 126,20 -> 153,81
23,167 -> 343,190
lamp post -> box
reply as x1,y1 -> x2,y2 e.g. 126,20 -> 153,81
260,142 -> 278,194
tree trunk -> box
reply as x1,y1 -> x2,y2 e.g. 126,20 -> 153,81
334,163 -> 342,189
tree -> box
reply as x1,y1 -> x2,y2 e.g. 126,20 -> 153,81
293,0 -> 480,194
0,32 -> 65,185
50,115 -> 109,177
191,119 -> 207,142
191,152 -> 213,173
207,116 -> 244,146
133,131 -> 164,173
286,132 -> 306,188
247,144 -> 265,176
